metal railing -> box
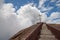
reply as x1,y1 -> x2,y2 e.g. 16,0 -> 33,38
9,23 -> 43,40
46,24 -> 60,40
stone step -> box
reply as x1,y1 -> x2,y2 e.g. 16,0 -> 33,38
41,30 -> 53,35
38,24 -> 58,40
40,35 -> 55,38
39,38 -> 58,40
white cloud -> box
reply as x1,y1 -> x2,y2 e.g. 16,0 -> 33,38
56,3 -> 60,7
41,13 -> 47,22
0,3 -> 19,40
55,0 -> 60,7
40,7 -> 53,12
0,0 -> 4,9
38,0 -> 46,8
50,0 -> 56,2
0,3 -> 16,18
55,19 -> 60,24
46,19 -> 60,24
56,0 -> 60,4
38,0 -> 53,13
49,12 -> 60,19
0,3 -> 42,40
46,12 -> 60,24
17,3 -> 41,24
38,0 -> 60,24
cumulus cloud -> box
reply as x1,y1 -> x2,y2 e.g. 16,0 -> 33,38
41,13 -> 47,22
0,3 -> 19,40
0,3 -> 42,40
0,3 -> 16,18
17,3 -> 41,24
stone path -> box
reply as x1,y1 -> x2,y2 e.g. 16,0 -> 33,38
39,24 -> 58,40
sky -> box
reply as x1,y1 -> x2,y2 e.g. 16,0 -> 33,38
5,0 -> 39,10
0,0 -> 60,40
4,0 -> 60,16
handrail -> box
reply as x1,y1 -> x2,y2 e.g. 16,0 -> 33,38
9,23 -> 43,40
46,24 -> 60,40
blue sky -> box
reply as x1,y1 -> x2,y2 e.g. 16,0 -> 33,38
44,0 -> 60,16
5,0 -> 39,10
5,0 -> 60,17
